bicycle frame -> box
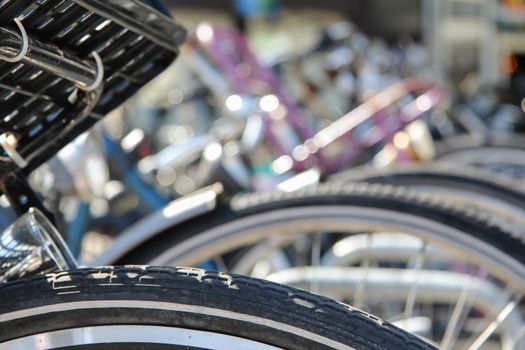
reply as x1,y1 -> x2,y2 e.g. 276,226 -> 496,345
293,78 -> 444,173
191,24 -> 444,175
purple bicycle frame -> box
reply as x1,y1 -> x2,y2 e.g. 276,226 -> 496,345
293,78 -> 444,173
195,24 -> 444,175
195,23 -> 313,152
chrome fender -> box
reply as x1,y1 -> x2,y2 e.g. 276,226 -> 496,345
88,184 -> 223,266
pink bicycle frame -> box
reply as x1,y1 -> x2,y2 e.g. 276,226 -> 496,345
194,23 -> 444,175
293,78 -> 444,173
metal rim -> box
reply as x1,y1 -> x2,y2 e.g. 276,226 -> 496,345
0,324 -> 282,350
150,206 -> 525,293
149,205 -> 525,349
0,300 -> 353,350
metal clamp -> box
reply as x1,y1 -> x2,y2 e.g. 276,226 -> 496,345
2,18 -> 29,63
69,51 -> 104,104
1,20 -> 104,93
77,51 -> 104,92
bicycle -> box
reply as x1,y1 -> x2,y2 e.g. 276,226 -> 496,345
0,1 -> 435,349
84,16 -> 525,347
108,181 -> 525,349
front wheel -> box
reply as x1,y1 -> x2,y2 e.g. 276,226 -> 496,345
0,266 -> 433,350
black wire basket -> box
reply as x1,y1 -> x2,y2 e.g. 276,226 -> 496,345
0,0 -> 186,172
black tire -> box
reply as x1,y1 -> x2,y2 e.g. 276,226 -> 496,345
0,266 -> 434,350
111,183 -> 525,348
118,183 -> 525,288
330,164 -> 525,231
435,134 -> 525,169
435,133 -> 525,157
331,163 -> 525,205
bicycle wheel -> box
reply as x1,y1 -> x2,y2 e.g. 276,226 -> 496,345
119,183 -> 525,349
435,134 -> 525,182
0,266 -> 432,350
330,164 -> 525,232
123,183 -> 525,278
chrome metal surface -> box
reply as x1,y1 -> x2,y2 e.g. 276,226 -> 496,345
138,135 -> 216,174
0,28 -> 96,88
321,232 -> 447,267
277,168 -> 321,192
0,299 -> 353,350
150,206 -> 525,294
266,266 -> 522,346
89,184 -> 223,265
2,19 -> 28,63
0,208 -> 76,282
0,325 -> 282,350
33,129 -> 109,201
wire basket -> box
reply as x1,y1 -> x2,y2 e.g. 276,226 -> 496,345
0,0 -> 186,172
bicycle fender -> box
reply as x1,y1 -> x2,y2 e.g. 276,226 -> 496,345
87,183 -> 223,266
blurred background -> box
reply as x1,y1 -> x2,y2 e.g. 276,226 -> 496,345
154,0 -> 525,101
30,0 -> 525,261
122,0 -> 525,192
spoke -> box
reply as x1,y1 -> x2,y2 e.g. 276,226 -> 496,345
440,275 -> 476,350
353,233 -> 372,308
462,286 -> 513,350
310,233 -> 322,294
402,242 -> 427,327
466,295 -> 521,350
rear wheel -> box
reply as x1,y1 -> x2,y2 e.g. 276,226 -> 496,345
0,266 -> 434,350
435,134 -> 525,183
330,164 -> 525,232
119,183 -> 525,349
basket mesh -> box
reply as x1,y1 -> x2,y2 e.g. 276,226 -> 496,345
0,0 -> 184,172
